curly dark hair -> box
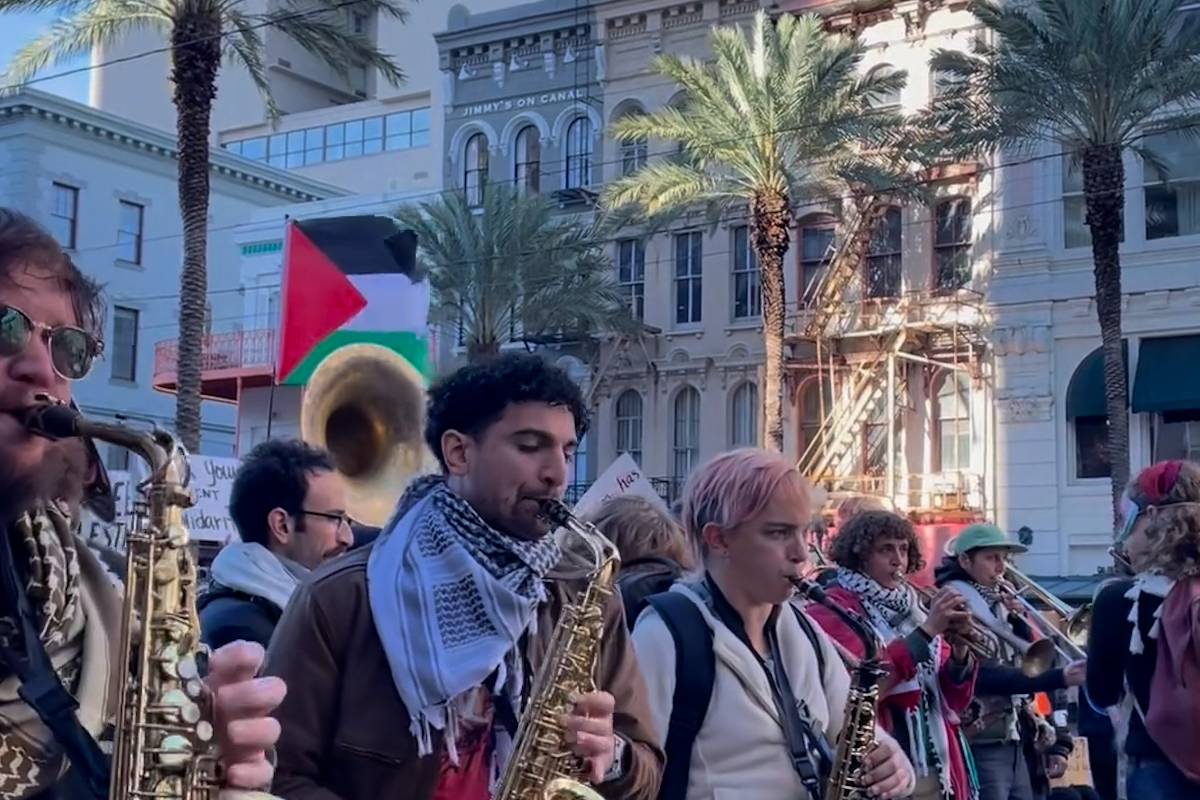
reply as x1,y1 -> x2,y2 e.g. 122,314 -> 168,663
425,353 -> 589,470
1128,460 -> 1200,579
0,208 -> 103,338
229,438 -> 334,547
827,510 -> 926,574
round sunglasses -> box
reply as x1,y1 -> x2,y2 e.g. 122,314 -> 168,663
0,304 -> 102,381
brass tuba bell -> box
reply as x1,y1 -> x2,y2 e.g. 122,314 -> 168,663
300,343 -> 432,527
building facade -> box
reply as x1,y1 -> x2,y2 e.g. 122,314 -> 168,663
991,129 -> 1200,576
0,89 -> 341,464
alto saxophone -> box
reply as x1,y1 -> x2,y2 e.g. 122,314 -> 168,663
493,499 -> 621,800
792,578 -> 886,800
22,396 -> 274,799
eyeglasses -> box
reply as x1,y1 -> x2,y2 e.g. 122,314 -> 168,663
300,509 -> 352,528
0,304 -> 102,381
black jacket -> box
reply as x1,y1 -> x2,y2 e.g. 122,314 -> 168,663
198,583 -> 283,651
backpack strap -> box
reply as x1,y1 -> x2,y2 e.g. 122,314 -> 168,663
790,603 -> 826,685
645,592 -> 715,800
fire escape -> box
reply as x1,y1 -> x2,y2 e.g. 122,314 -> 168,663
789,198 -> 989,520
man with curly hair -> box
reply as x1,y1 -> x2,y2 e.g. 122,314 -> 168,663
805,510 -> 979,800
266,353 -> 663,800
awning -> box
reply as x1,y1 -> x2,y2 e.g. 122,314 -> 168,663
1133,334 -> 1200,414
1065,341 -> 1128,419
1025,575 -> 1108,605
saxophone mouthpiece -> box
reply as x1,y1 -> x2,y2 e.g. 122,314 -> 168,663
535,498 -> 573,528
20,395 -> 80,440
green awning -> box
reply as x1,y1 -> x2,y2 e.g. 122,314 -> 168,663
1065,341 -> 1128,419
1133,334 -> 1200,413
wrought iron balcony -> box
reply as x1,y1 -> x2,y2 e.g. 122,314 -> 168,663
152,328 -> 277,402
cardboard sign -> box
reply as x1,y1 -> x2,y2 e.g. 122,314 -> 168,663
572,453 -> 669,519
79,454 -> 241,549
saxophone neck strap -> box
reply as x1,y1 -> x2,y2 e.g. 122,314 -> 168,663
0,531 -> 110,798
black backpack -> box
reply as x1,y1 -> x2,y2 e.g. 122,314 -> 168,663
616,558 -> 684,631
644,592 -> 828,800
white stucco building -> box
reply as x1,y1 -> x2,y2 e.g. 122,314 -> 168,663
0,89 -> 342,464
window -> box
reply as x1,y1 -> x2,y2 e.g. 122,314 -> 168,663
464,132 -> 489,208
50,183 -> 78,249
351,11 -> 368,34
615,390 -> 644,465
621,136 -> 648,176
617,239 -> 645,321
117,200 -> 144,264
105,444 -> 130,471
867,64 -> 901,109
799,219 -> 835,303
1143,129 -> 1200,240
866,206 -> 901,298
111,306 -> 139,382
1063,155 -> 1124,248
673,386 -> 701,484
571,432 -> 589,487
936,372 -> 971,471
1152,411 -> 1200,461
730,382 -> 759,447
934,198 -> 972,290
226,110 -> 431,168
674,231 -> 703,325
565,117 -> 593,189
732,225 -> 760,319
514,125 -> 541,195
304,128 -> 324,166
931,66 -> 964,101
1075,416 -> 1111,479
799,378 -> 832,454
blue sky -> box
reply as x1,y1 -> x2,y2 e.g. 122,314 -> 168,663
0,9 -> 90,102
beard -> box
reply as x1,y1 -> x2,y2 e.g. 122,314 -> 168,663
0,438 -> 89,527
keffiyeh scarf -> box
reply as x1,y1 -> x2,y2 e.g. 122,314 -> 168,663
0,505 -> 120,799
367,476 -> 561,766
836,568 -> 957,796
1124,572 -> 1176,654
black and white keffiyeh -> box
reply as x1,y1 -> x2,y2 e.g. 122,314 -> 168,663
367,475 -> 561,762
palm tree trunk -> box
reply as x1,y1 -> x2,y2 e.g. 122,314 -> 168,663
751,190 -> 793,452
1082,143 -> 1129,521
468,340 -> 502,363
171,9 -> 221,454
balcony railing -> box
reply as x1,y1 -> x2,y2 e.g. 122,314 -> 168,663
153,329 -> 277,400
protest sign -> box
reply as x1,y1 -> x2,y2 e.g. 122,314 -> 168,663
571,453 -> 669,519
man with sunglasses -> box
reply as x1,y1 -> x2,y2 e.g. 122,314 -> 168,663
0,208 -> 282,797
201,438 -> 353,650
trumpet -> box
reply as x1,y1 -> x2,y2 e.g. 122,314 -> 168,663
901,574 -> 1057,676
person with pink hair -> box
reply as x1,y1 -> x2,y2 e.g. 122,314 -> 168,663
630,447 -> 916,800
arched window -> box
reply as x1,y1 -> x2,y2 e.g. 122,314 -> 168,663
1065,343 -> 1127,479
866,206 -> 902,298
673,387 -> 701,485
937,372 -> 971,471
565,117 -> 592,189
615,390 -> 644,465
514,125 -> 540,195
730,382 -> 759,447
464,132 -> 488,207
934,197 -> 972,290
867,64 -> 901,109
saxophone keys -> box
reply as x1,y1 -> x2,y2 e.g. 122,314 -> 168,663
176,653 -> 199,680
157,733 -> 193,768
195,720 -> 214,742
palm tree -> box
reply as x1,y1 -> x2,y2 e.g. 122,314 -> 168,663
395,189 -> 634,364
1,0 -> 410,452
601,10 -> 912,452
926,0 -> 1200,514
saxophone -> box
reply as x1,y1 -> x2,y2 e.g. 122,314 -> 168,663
22,395 -> 274,799
792,578 -> 886,800
493,498 -> 621,800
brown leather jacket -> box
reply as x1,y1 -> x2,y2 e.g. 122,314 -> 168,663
265,546 -> 664,800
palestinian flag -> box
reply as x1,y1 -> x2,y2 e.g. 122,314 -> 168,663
276,215 -> 430,385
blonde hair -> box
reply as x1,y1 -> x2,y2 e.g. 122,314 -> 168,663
1129,460 -> 1200,579
587,495 -> 693,569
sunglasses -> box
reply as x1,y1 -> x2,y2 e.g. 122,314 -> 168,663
0,304 -> 102,380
